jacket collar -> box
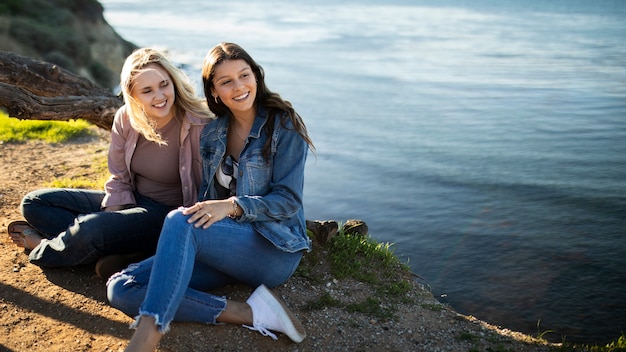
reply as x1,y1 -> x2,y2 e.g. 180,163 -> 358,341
219,106 -> 269,139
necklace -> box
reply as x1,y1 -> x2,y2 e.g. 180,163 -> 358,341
230,126 -> 249,142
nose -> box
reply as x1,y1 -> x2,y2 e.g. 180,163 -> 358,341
233,78 -> 245,90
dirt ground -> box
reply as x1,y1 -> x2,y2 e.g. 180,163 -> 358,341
0,130 -> 558,352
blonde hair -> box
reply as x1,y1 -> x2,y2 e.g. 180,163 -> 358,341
120,48 -> 213,145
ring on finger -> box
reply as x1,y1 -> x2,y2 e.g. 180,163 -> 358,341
204,212 -> 212,218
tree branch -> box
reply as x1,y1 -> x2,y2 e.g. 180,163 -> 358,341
0,51 -> 122,129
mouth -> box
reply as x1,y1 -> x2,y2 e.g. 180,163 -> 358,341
233,92 -> 249,101
154,100 -> 167,108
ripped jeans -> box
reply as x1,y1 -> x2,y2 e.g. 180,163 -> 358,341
106,208 -> 304,333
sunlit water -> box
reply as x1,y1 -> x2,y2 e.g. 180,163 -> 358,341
101,0 -> 626,343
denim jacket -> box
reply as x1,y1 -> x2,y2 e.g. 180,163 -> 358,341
199,107 -> 311,253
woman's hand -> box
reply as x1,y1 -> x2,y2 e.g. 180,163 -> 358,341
183,199 -> 233,229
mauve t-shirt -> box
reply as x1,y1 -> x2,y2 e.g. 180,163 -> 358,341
131,117 -> 183,206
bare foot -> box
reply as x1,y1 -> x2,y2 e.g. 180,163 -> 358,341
7,221 -> 43,250
125,316 -> 163,352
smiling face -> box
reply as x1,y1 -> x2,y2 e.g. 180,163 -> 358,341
131,63 -> 176,126
211,59 -> 257,120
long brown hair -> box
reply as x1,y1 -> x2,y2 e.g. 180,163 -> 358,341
201,42 -> 314,157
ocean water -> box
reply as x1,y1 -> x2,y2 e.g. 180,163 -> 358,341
100,0 -> 626,343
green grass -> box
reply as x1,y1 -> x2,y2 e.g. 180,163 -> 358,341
44,153 -> 109,190
329,231 -> 410,282
302,292 -> 342,311
300,225 -> 414,321
553,333 -> 626,352
0,112 -> 94,143
1,111 -> 108,189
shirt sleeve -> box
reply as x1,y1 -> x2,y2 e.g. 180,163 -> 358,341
101,107 -> 136,208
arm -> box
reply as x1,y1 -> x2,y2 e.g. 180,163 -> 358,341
237,122 -> 307,222
184,117 -> 307,227
101,107 -> 137,210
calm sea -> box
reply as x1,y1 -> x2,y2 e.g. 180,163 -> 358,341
100,0 -> 626,343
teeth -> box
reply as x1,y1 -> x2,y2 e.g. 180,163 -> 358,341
154,101 -> 166,108
234,92 -> 248,101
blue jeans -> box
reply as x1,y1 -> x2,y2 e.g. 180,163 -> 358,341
20,188 -> 174,267
106,208 -> 304,333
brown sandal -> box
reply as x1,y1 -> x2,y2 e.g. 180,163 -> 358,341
7,220 -> 42,250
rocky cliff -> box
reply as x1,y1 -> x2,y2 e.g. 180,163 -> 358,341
0,0 -> 136,90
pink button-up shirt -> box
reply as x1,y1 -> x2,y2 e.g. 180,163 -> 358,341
101,106 -> 209,208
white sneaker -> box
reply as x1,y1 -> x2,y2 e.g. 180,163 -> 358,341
243,284 -> 306,343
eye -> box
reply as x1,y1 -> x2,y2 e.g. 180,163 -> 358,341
161,80 -> 170,88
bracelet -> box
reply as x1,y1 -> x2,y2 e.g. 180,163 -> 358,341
229,199 -> 239,219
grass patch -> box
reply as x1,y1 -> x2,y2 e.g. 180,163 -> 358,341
329,231 -> 410,282
376,279 -> 412,297
44,153 -> 109,190
421,302 -> 446,312
302,292 -> 342,311
459,331 -> 478,342
554,333 -> 626,352
302,225 -> 414,321
346,297 -> 394,321
0,113 -> 94,143
1,112 -> 109,189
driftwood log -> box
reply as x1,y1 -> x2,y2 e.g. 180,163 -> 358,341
0,51 -> 122,130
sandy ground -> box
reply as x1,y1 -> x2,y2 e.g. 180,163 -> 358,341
0,131 -> 558,352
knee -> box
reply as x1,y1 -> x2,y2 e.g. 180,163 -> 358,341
106,261 -> 151,317
106,272 -> 139,317
20,188 -> 55,217
106,273 -> 128,308
20,189 -> 44,216
165,208 -> 187,222
161,209 -> 192,236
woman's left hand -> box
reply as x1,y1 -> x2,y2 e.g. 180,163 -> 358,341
182,200 -> 231,229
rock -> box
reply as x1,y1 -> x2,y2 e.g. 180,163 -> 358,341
306,220 -> 338,246
0,0 -> 137,90
342,219 -> 368,236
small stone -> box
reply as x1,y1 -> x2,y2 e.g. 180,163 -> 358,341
342,219 -> 368,236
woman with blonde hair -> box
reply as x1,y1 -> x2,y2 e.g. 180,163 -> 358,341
6,48 -> 213,278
